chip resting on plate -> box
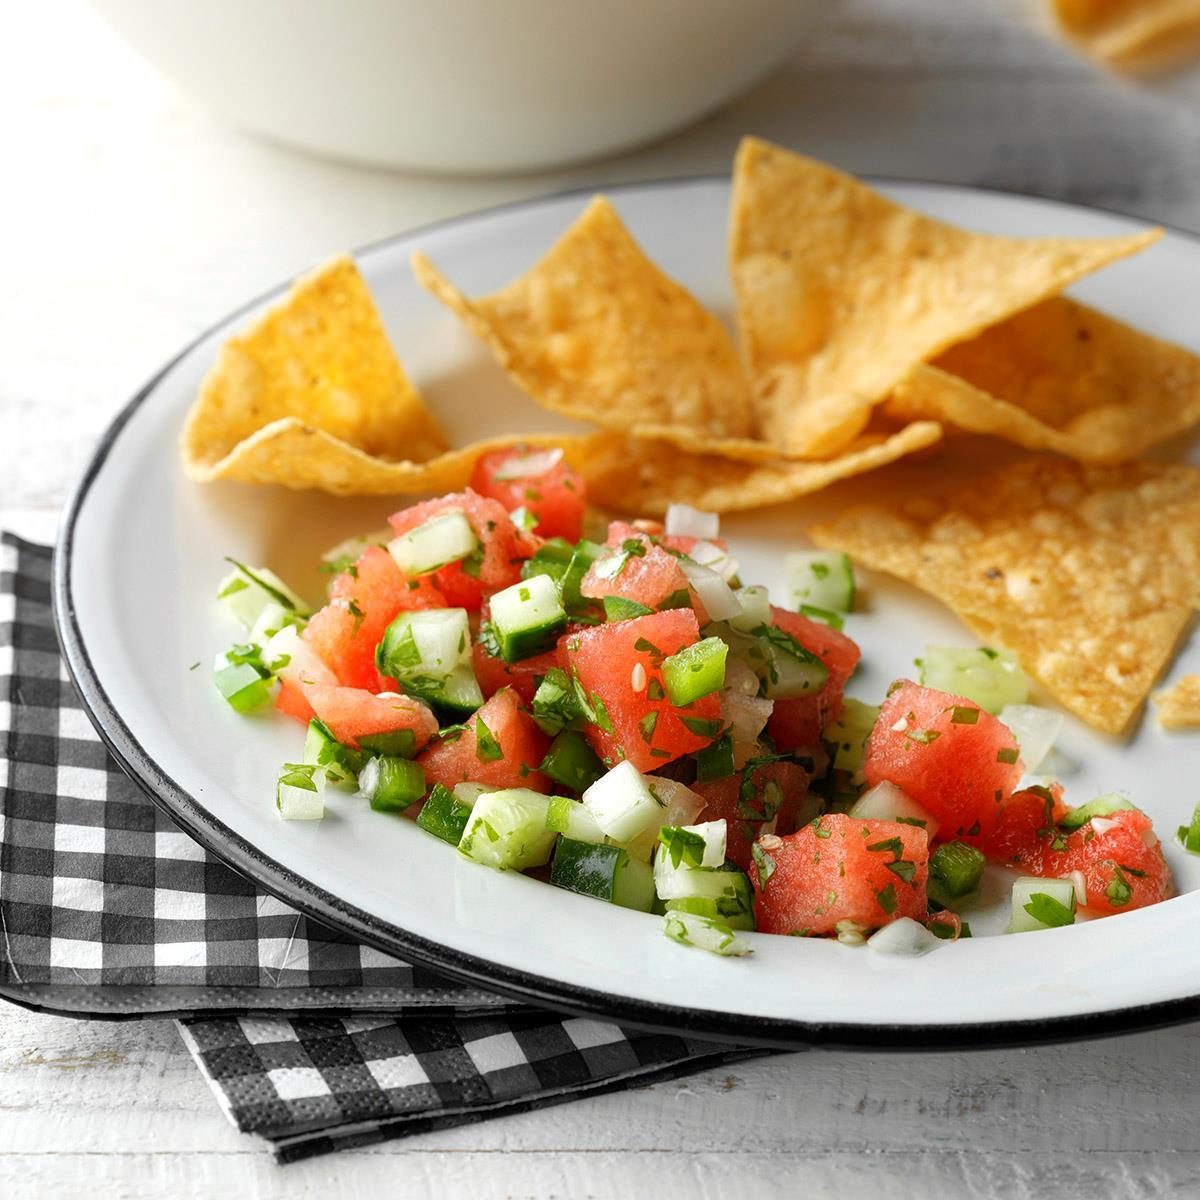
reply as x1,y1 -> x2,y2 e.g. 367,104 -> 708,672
729,136 -> 1160,459
810,458 -> 1200,735
884,297 -> 1200,463
578,421 -> 942,516
412,196 -> 775,461
1154,676 -> 1200,728
182,255 -> 449,484
1052,0 -> 1200,68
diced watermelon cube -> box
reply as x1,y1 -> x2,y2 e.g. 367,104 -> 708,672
694,760 -> 812,871
766,606 -> 861,752
387,490 -> 536,610
470,447 -> 586,541
864,680 -> 1022,840
417,687 -> 551,792
581,540 -> 705,622
306,685 -> 438,753
304,546 -> 446,692
752,814 -> 930,936
562,609 -> 721,772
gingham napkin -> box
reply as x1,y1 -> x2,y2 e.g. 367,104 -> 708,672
0,533 -> 762,1161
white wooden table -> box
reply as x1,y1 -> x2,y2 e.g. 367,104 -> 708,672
6,1 -> 1200,1194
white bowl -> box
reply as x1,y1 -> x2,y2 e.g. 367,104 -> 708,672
89,0 -> 805,173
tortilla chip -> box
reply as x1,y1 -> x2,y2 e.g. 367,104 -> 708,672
183,256 -> 447,478
578,422 -> 943,516
412,197 -> 761,453
187,423 -> 601,495
810,457 -> 1200,735
729,137 -> 1161,458
1154,675 -> 1200,728
1053,0 -> 1200,69
884,297 -> 1200,463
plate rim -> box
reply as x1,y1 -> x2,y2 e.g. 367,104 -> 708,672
51,173 -> 1200,1050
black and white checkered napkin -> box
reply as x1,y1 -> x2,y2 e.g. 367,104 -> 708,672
0,533 -> 762,1161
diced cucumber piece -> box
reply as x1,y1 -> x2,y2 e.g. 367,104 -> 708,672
540,730 -> 605,793
680,560 -> 741,621
357,728 -> 418,758
928,841 -> 986,908
658,820 -> 727,870
458,788 -> 557,871
489,573 -> 568,662
826,698 -> 880,781
454,781 -> 500,806
387,510 -> 478,576
663,910 -> 752,957
730,623 -> 828,700
320,528 -> 392,568
728,585 -> 771,633
561,539 -> 606,616
212,655 -> 273,714
546,795 -> 607,843
918,645 -> 1028,714
550,839 -> 655,911
531,667 -> 583,736
276,763 -> 325,820
422,664 -> 485,719
665,893 -> 755,931
662,637 -> 728,707
849,781 -> 940,840
997,703 -> 1062,774
249,601 -> 300,644
377,608 -> 471,684
357,755 -> 426,813
1059,792 -> 1138,831
417,783 -> 476,844
217,559 -> 310,629
582,761 -> 665,844
664,504 -> 719,541
798,605 -> 844,632
653,845 -> 750,903
1178,801 -> 1200,854
520,537 -> 575,587
303,719 -> 362,791
1008,876 -> 1077,933
784,551 -> 855,613
695,732 -> 735,782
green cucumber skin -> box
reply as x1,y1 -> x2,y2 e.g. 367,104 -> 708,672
551,838 -> 621,901
417,785 -> 473,844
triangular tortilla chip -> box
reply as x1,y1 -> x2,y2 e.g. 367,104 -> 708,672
1053,0 -> 1200,68
1154,675 -> 1200,728
413,197 -> 761,454
186,422 -> 601,496
884,296 -> 1200,463
578,422 -> 943,516
810,457 -> 1200,735
729,137 -> 1160,458
183,256 -> 447,478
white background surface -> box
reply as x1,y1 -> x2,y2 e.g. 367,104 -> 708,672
5,0 -> 1200,1195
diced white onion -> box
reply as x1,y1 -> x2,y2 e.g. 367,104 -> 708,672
850,782 -> 940,841
1069,870 -> 1088,907
687,539 -> 739,583
664,504 -> 719,541
645,777 -> 706,827
264,625 -> 338,690
722,691 -> 774,763
729,585 -> 771,632
491,448 -> 564,481
722,656 -> 761,698
867,917 -> 940,957
1090,816 -> 1119,836
998,703 -> 1063,774
681,560 -> 741,622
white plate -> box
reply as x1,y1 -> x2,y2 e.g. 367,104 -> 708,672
55,178 -> 1200,1047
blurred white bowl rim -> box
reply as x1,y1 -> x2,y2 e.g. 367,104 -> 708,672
89,0 -> 805,173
